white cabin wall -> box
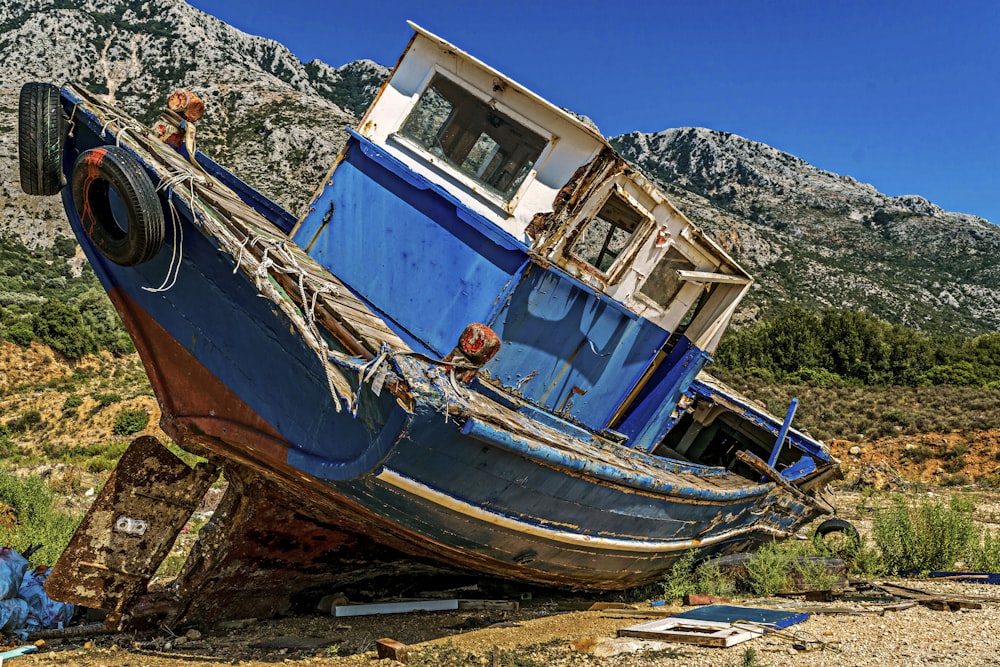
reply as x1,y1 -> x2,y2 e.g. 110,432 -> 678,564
358,33 -> 607,242
351,26 -> 754,341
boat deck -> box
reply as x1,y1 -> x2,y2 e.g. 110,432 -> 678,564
65,84 -> 410,364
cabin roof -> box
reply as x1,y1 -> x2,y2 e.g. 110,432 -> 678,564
406,22 -> 610,149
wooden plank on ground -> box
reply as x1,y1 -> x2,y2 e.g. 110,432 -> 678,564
457,600 -> 519,612
877,583 -> 985,610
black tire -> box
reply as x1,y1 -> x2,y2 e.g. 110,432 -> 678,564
813,517 -> 860,560
18,82 -> 66,196
72,146 -> 165,266
815,517 -> 860,542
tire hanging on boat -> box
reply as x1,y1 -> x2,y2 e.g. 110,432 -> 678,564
72,146 -> 165,267
18,82 -> 66,196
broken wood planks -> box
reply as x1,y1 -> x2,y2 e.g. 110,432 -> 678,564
877,583 -> 984,610
457,599 -> 519,612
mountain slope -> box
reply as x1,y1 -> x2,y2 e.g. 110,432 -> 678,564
0,0 -> 386,228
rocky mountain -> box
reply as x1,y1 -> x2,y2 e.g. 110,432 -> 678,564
0,0 -> 384,227
0,0 -> 997,337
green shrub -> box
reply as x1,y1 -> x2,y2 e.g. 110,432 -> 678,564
966,530 -> 1000,572
739,647 -> 761,667
6,321 -> 34,347
659,549 -> 700,601
872,495 -> 978,574
655,549 -> 738,602
63,393 -> 83,409
94,392 -> 122,407
112,408 -> 149,436
742,543 -> 792,596
0,472 -> 80,565
905,445 -> 936,464
693,558 -> 736,598
941,472 -> 970,486
5,410 -> 42,434
33,300 -> 95,359
812,528 -> 884,578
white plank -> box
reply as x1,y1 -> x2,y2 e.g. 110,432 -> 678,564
333,599 -> 459,617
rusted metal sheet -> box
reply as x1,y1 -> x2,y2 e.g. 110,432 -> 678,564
527,146 -> 624,250
45,436 -> 218,629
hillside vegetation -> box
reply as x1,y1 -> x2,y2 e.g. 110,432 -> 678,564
0,234 -> 133,357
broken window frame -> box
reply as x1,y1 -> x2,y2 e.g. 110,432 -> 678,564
636,246 -> 699,311
635,245 -> 751,344
393,69 -> 552,211
565,184 -> 655,283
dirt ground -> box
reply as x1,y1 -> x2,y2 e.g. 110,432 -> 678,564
10,576 -> 1000,667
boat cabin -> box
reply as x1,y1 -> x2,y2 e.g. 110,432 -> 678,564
293,23 -> 752,449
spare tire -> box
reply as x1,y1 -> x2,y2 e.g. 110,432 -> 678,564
815,517 -> 859,541
72,146 -> 165,266
18,82 -> 66,196
813,517 -> 860,559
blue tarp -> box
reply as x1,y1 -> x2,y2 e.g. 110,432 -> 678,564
0,547 -> 74,639
929,571 -> 1000,585
671,604 -> 810,629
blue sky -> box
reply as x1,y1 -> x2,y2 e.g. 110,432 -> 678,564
186,0 -> 999,224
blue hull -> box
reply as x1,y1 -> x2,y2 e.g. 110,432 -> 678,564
41,82 -> 840,623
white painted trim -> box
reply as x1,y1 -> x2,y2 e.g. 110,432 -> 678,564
376,468 -> 787,554
677,270 -> 753,285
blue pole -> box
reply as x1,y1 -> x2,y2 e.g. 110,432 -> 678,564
767,397 -> 799,470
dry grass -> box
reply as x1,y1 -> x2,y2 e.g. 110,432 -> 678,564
711,369 -> 1000,442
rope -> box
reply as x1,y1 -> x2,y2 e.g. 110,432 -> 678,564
72,84 -> 360,412
66,102 -> 80,138
143,172 -> 207,293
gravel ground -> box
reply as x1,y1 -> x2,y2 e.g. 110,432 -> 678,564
11,579 -> 1000,667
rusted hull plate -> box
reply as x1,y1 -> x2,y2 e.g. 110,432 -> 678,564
46,436 -> 218,629
163,464 -> 435,627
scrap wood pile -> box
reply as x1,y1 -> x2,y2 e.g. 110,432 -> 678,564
775,579 -> 993,612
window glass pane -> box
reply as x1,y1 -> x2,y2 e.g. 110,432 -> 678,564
570,193 -> 644,273
639,247 -> 696,307
400,74 -> 547,200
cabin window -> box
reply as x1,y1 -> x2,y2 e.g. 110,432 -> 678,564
638,247 -> 697,307
400,74 -> 547,200
569,192 -> 645,273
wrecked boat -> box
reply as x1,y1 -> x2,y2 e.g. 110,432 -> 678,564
17,23 -> 841,628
